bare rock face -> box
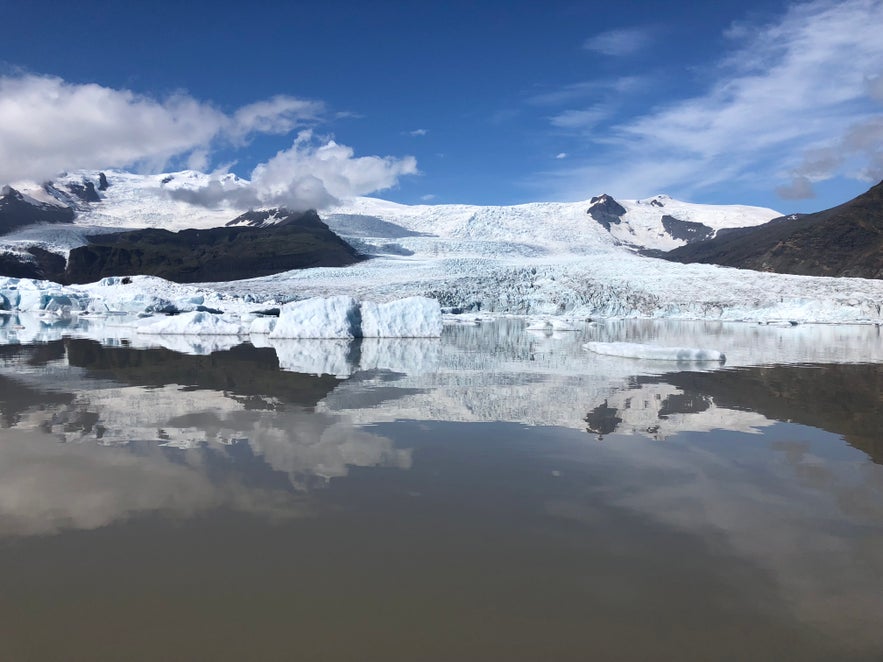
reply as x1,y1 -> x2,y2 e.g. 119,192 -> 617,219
61,209 -> 363,284
587,194 -> 626,230
66,180 -> 101,203
0,186 -> 75,235
663,180 -> 883,279
661,215 -> 714,243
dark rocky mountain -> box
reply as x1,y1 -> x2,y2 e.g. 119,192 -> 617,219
60,209 -> 362,284
660,215 -> 713,243
226,208 -> 318,229
66,180 -> 101,202
0,186 -> 75,234
0,192 -> 363,284
586,194 -> 626,230
662,181 -> 883,279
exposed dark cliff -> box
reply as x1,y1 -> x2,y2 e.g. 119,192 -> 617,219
663,181 -> 883,279
62,209 -> 362,284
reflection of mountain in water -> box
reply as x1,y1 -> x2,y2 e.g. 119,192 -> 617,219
583,365 -> 883,463
658,366 -> 883,463
65,339 -> 341,408
0,341 -> 412,495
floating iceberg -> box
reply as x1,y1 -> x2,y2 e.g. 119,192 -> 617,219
583,341 -> 726,363
136,311 -> 245,336
361,296 -> 442,337
269,295 -> 442,339
525,318 -> 579,332
0,278 -> 89,313
269,296 -> 361,339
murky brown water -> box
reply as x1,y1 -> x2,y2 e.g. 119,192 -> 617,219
0,327 -> 881,661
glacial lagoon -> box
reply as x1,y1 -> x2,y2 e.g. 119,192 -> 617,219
0,317 -> 881,660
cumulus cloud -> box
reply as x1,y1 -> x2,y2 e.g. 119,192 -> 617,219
167,130 -> 418,211
230,95 -> 323,140
583,27 -> 652,56
0,73 -> 417,210
409,128 -> 428,136
555,152 -> 568,160
0,74 -> 321,184
547,0 -> 883,202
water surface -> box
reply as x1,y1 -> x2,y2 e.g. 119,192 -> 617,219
0,320 -> 881,660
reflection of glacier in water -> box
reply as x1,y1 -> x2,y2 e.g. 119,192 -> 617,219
1,318 -> 882,445
0,320 -> 882,659
0,319 -> 881,539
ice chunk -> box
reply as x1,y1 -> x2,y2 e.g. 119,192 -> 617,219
136,311 -> 245,336
360,296 -> 442,337
584,341 -> 726,363
248,315 -> 277,335
269,296 -> 361,339
525,318 -> 578,332
0,278 -> 89,313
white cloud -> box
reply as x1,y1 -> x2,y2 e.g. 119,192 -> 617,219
583,27 -> 652,57
230,95 -> 323,140
526,77 -> 644,106
0,74 -> 417,210
549,0 -> 883,201
409,128 -> 428,136
420,194 -> 436,201
0,74 -> 321,184
250,131 -> 418,208
169,130 -> 418,211
555,153 -> 568,160
549,107 -> 609,130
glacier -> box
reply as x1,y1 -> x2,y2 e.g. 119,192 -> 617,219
1,169 -> 882,327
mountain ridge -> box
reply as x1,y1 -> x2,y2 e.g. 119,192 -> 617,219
662,180 -> 883,278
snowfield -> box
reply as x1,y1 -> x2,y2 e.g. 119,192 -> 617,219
0,168 -> 881,327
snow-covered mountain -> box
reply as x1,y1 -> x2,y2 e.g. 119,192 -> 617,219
0,169 -> 780,256
1,168 -> 882,325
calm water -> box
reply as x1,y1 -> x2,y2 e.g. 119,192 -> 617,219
0,319 -> 881,661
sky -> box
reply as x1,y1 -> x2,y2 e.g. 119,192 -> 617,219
1,0 -> 882,213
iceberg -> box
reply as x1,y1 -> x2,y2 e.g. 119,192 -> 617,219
525,318 -> 579,332
584,341 -> 726,363
360,296 -> 442,338
136,311 -> 245,336
0,278 -> 89,313
269,295 -> 443,339
269,296 -> 361,339
248,315 -> 277,335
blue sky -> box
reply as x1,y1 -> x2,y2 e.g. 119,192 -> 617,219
1,0 -> 882,213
